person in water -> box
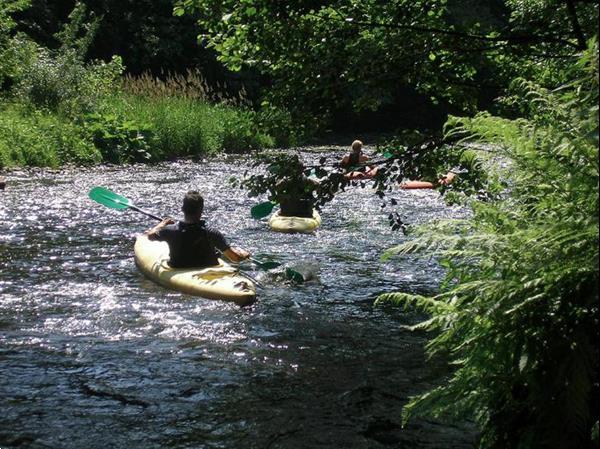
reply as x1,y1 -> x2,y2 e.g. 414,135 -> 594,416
145,190 -> 250,268
341,140 -> 377,179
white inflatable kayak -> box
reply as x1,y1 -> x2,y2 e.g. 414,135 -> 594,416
134,235 -> 256,306
268,210 -> 321,233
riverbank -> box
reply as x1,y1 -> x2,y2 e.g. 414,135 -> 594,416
0,96 -> 282,170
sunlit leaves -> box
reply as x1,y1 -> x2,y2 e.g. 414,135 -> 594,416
377,41 -> 599,449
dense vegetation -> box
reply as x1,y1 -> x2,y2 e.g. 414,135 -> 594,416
0,1 -> 280,169
177,0 -> 598,129
1,1 -> 598,448
378,42 -> 599,449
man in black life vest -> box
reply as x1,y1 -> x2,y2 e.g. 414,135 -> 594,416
145,190 -> 250,268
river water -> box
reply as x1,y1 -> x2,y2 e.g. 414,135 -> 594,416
0,149 -> 476,449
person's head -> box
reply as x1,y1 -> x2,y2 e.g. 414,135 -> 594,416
182,190 -> 204,219
351,140 -> 363,154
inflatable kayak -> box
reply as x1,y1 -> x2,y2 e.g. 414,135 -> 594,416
269,210 -> 321,233
401,173 -> 456,190
134,235 -> 256,306
400,180 -> 437,189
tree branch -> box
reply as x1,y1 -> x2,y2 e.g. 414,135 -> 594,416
306,13 -> 581,50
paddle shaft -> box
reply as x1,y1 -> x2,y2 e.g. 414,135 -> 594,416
129,205 -> 163,222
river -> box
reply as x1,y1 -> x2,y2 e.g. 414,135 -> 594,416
0,148 -> 476,448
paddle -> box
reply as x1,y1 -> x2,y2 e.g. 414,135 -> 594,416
249,257 -> 281,270
251,201 -> 277,219
88,186 -> 300,281
89,186 -> 163,221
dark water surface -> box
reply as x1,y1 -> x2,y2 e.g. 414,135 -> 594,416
0,150 -> 476,448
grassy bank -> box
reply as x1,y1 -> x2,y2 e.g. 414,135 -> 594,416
0,104 -> 101,168
106,94 -> 274,159
0,95 -> 278,170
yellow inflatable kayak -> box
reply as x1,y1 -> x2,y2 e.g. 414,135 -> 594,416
268,210 -> 321,233
133,235 -> 256,306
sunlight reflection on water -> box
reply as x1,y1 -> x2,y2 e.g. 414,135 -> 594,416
0,150 -> 475,449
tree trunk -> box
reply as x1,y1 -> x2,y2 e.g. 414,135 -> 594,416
565,0 -> 587,50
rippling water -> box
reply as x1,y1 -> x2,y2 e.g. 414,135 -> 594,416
0,149 -> 475,448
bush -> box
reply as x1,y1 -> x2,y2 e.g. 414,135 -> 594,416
0,106 -> 100,168
15,49 -> 123,117
0,0 -> 36,88
83,112 -> 153,163
255,103 -> 299,147
378,40 -> 599,449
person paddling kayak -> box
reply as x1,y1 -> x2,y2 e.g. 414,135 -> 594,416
145,190 -> 250,268
341,140 -> 378,179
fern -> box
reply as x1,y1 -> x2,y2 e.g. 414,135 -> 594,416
379,40 -> 599,449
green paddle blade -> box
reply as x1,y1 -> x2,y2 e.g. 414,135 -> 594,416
89,187 -> 131,209
256,260 -> 281,270
251,201 -> 276,219
285,267 -> 305,284
383,152 -> 393,158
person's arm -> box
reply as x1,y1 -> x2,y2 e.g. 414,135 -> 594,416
208,227 -> 250,262
145,218 -> 175,240
438,172 -> 457,186
223,247 -> 250,263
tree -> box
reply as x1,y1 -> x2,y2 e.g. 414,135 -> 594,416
176,0 -> 598,129
0,0 -> 37,89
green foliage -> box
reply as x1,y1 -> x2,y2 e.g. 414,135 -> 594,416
378,40 -> 599,449
0,0 -> 37,88
255,103 -> 299,147
0,105 -> 100,168
53,1 -> 101,58
177,0 -> 598,127
83,111 -> 152,163
104,94 -> 274,159
15,49 -> 123,117
242,153 -> 318,202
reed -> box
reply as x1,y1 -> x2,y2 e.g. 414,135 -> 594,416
121,69 -> 249,107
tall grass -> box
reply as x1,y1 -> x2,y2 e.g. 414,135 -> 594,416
105,71 -> 273,158
121,69 -> 250,106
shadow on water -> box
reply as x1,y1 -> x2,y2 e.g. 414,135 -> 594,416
0,151 -> 477,448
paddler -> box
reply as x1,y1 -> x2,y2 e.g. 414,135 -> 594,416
274,156 -> 319,218
341,140 -> 378,179
145,190 -> 250,268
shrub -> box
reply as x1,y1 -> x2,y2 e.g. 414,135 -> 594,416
255,103 -> 299,147
83,112 -> 153,163
0,0 -> 36,88
0,106 -> 100,168
378,40 -> 599,449
15,49 -> 123,117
